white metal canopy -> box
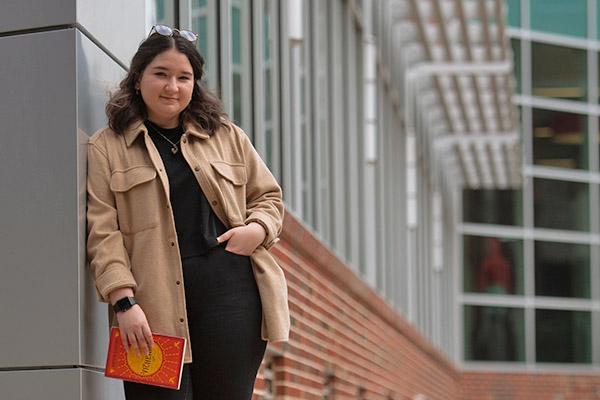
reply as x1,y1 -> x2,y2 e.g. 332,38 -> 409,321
395,0 -> 521,189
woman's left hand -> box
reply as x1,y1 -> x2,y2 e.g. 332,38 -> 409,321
217,222 -> 266,256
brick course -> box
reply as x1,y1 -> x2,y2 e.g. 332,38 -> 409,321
252,213 -> 600,399
253,213 -> 460,399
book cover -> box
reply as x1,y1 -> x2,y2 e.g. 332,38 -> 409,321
105,327 -> 186,390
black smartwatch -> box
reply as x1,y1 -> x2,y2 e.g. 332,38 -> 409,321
113,296 -> 137,313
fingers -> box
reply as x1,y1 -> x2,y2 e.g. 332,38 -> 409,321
217,228 -> 235,243
119,328 -> 130,354
142,323 -> 154,355
127,332 -> 141,357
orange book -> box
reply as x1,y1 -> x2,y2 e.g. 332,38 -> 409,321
105,327 -> 187,390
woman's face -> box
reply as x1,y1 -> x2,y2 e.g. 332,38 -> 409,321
136,48 -> 194,128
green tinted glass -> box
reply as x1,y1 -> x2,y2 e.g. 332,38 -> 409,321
463,236 -> 524,295
463,189 -> 523,226
536,310 -> 591,363
231,6 -> 241,65
535,241 -> 590,299
464,305 -> 525,362
532,108 -> 588,170
533,178 -> 589,231
530,0 -> 587,38
505,0 -> 520,27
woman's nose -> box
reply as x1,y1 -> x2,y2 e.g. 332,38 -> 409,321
165,77 -> 178,91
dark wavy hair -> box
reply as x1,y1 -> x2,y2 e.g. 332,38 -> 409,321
106,32 -> 226,135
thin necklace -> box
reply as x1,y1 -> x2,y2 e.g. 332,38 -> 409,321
146,123 -> 182,154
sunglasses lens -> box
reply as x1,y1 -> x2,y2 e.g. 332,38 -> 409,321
154,25 -> 172,36
180,30 -> 198,42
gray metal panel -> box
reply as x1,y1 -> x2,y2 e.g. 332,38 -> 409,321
0,369 -> 80,400
75,30 -> 127,368
76,0 -> 146,67
0,29 -> 79,368
82,368 -> 125,400
0,0 -> 76,33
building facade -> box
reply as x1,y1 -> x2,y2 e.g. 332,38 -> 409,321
462,0 -> 600,398
3,0 -> 599,399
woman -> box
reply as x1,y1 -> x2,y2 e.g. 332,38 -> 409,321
87,25 -> 289,399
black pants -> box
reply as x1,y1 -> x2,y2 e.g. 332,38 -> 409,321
124,245 -> 267,400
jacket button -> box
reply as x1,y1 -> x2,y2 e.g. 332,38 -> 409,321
170,241 -> 175,246
182,138 -> 187,143
194,166 -> 200,171
179,318 -> 184,323
211,200 -> 218,206
176,280 -> 181,285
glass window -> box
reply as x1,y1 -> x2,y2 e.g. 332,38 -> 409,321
535,241 -> 590,298
191,1 -> 209,82
532,108 -> 588,169
533,178 -> 589,231
229,0 -> 251,132
530,0 -> 587,38
150,0 -> 176,26
464,305 -> 525,362
511,39 -> 521,94
463,236 -> 524,295
536,309 -> 591,363
531,42 -> 587,102
505,0 -> 520,28
463,189 -> 522,226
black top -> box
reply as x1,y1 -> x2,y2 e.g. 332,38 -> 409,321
145,120 -> 227,258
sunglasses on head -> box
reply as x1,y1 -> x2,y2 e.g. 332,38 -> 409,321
148,24 -> 198,42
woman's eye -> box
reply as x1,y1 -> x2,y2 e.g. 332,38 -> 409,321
179,76 -> 190,80
155,72 -> 167,77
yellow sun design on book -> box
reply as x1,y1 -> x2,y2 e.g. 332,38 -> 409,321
127,343 -> 164,377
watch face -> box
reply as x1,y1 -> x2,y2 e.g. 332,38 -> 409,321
115,297 -> 136,312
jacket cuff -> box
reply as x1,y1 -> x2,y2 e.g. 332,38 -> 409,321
245,214 -> 279,249
95,266 -> 137,303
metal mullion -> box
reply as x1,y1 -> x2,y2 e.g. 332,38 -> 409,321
279,0 -> 293,206
329,0 -> 346,257
269,0 -> 282,182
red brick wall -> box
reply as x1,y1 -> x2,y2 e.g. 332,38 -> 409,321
253,213 -> 461,399
462,372 -> 600,400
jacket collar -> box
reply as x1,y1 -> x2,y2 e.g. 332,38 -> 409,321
124,119 -> 210,147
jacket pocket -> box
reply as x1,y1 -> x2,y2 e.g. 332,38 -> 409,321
210,161 -> 247,223
110,165 -> 160,234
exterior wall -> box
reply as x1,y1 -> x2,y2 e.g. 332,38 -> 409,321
0,1 -> 144,398
253,214 -> 461,400
462,372 -> 600,400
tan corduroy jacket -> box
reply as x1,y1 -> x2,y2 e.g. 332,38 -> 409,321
86,119 -> 289,363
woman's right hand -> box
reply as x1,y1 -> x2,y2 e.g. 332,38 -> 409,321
109,288 -> 154,357
115,304 -> 154,357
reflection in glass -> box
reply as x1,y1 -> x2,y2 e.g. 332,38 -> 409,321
535,241 -> 590,298
151,0 -> 176,26
536,309 -> 591,363
511,39 -> 521,94
464,236 -> 523,295
532,108 -> 587,169
530,0 -> 587,38
263,0 -> 275,170
533,178 -> 589,231
505,0 -> 520,27
463,189 -> 522,226
532,42 -> 586,102
464,305 -> 525,361
192,0 -> 209,81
